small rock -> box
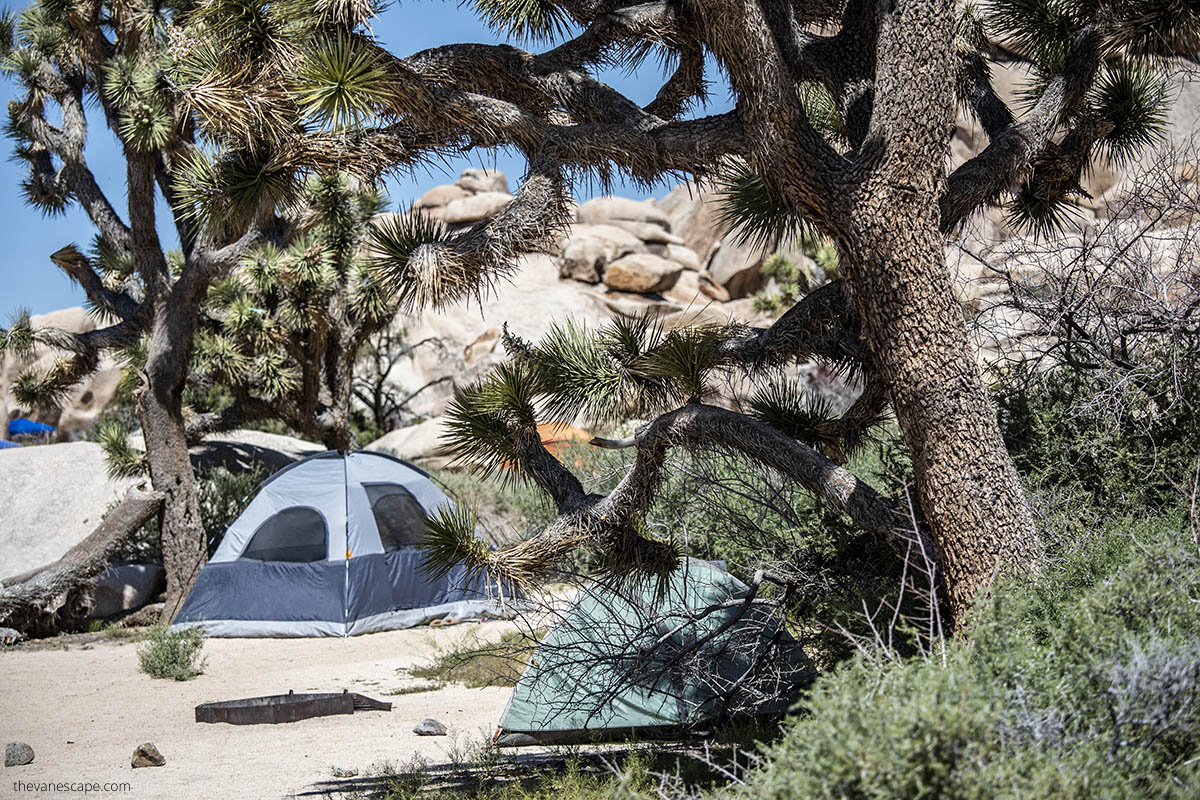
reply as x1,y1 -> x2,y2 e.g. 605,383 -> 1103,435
698,272 -> 731,302
131,742 -> 165,768
464,328 -> 502,366
331,766 -> 359,779
496,732 -> 540,747
0,627 -> 24,646
5,742 -> 34,767
413,718 -> 448,736
659,243 -> 703,271
456,168 -> 509,194
603,253 -> 683,294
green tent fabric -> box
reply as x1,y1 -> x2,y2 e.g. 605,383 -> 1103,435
495,559 -> 813,746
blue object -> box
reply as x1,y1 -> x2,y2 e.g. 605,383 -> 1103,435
8,417 -> 56,436
0,439 -> 20,449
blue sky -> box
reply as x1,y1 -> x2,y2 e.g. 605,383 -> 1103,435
0,2 -> 732,314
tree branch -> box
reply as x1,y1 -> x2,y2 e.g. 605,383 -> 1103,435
940,27 -> 1102,232
487,402 -> 938,587
49,245 -> 143,322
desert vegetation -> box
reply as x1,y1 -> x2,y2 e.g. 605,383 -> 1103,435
0,0 -> 1198,796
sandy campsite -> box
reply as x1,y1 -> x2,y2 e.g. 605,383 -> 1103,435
1,623 -> 519,799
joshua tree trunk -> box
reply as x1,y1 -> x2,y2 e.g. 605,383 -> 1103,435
843,198 -> 1039,620
832,0 -> 1039,621
138,303 -> 207,620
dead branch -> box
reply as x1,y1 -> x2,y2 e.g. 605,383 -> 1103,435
0,487 -> 165,637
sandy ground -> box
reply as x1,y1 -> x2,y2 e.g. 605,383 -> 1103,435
1,623 -> 519,800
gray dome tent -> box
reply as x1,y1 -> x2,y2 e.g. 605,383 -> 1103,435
172,450 -> 506,637
495,559 -> 813,746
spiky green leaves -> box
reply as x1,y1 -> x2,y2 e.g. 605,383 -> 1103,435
1090,63 -> 1168,166
368,211 -> 467,312
11,358 -> 76,409
985,0 -> 1073,72
0,10 -> 16,61
443,362 -> 539,482
295,35 -> 393,129
420,504 -> 490,581
530,314 -> 716,423
194,331 -> 252,384
470,0 -> 569,42
444,314 -> 739,480
715,163 -> 806,253
0,309 -> 35,359
105,54 -> 174,152
95,420 -> 149,480
174,149 -> 299,238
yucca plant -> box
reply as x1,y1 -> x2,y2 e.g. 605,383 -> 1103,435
182,173 -> 405,451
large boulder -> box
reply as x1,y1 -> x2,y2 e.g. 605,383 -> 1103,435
130,428 -> 324,473
386,253 -> 614,420
603,254 -> 684,294
706,238 -> 770,298
367,417 -> 452,466
576,196 -> 671,229
556,224 -> 646,283
0,307 -> 123,440
456,168 -> 509,194
0,441 -> 139,578
414,184 -> 469,210
89,563 -> 165,618
440,191 -> 512,224
655,183 -> 728,268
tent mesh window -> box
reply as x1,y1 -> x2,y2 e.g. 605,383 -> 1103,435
364,483 -> 428,551
241,507 -> 329,562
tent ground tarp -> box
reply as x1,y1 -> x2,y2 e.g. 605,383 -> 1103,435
496,559 -> 813,746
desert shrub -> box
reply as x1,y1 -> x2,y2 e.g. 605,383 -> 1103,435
722,511 -> 1200,800
136,624 -> 208,680
408,629 -> 539,688
995,363 -> 1200,517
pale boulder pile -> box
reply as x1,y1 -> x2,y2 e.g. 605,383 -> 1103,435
412,166 -> 514,226
0,307 -> 123,441
405,166 -> 804,305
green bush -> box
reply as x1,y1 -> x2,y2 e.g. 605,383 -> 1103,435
995,362 -> 1200,516
197,464 -> 265,556
723,512 -> 1200,800
137,624 -> 208,681
408,630 -> 540,688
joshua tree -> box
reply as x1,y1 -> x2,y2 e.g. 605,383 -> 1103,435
94,172 -> 407,460
179,0 -> 1194,621
0,0 -> 302,611
182,173 -> 404,451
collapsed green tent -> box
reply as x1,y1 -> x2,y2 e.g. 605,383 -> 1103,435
495,559 -> 813,746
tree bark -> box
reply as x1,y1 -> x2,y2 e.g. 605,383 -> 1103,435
830,0 -> 1039,622
138,304 -> 207,621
